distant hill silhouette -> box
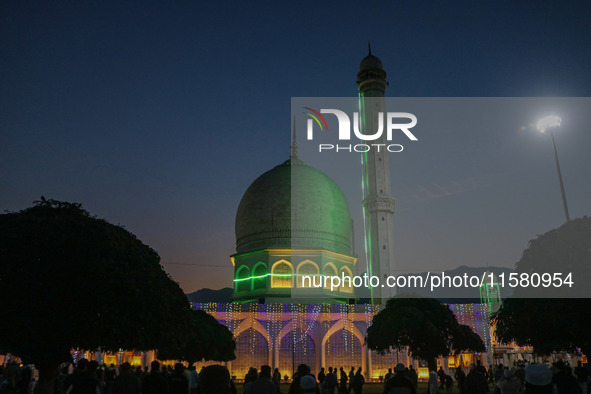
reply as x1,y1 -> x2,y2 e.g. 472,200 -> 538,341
186,287 -> 233,303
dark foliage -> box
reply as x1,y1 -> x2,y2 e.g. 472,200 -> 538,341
514,216 -> 590,298
157,309 -> 236,365
493,298 -> 591,355
366,296 -> 486,370
0,199 -> 191,368
492,216 -> 591,355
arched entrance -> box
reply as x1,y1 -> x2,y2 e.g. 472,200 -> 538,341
324,328 -> 363,371
278,328 -> 316,378
232,328 -> 270,379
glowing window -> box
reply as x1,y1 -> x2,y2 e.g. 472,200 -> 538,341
235,266 -> 251,292
103,355 -> 116,365
339,267 -> 353,293
461,353 -> 474,366
271,261 -> 292,288
323,263 -> 337,289
297,261 -> 319,288
252,263 -> 267,290
448,357 -> 456,368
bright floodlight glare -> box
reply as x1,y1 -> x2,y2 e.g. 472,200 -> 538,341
537,115 -> 561,133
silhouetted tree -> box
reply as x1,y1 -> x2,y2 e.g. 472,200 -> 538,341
0,199 -> 192,394
157,309 -> 236,366
493,298 -> 590,355
513,216 -> 590,298
453,323 -> 487,355
493,217 -> 591,355
366,297 -> 486,371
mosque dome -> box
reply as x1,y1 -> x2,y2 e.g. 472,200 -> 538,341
235,158 -> 353,255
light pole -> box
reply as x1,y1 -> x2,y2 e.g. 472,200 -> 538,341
536,115 -> 570,223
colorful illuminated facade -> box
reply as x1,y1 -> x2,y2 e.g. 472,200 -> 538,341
191,302 -> 495,380
191,51 -> 499,380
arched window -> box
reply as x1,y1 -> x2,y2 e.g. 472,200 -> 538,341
323,263 -> 337,290
252,263 -> 267,290
339,266 -> 353,293
297,261 -> 319,288
235,266 -> 251,292
271,261 -> 292,288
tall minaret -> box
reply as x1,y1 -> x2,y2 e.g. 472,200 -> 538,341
357,46 -> 397,304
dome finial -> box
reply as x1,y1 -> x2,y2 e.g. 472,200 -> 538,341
368,41 -> 372,56
290,117 -> 298,159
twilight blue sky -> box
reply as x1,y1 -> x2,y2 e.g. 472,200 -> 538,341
2,1 -> 591,293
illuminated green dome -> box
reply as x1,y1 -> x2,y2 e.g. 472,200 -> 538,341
235,158 -> 353,255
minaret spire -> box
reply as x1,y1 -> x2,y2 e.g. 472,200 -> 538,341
368,41 -> 372,55
290,117 -> 298,159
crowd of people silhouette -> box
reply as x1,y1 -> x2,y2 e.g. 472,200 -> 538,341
0,358 -> 589,394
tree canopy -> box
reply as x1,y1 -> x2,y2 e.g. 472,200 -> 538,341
493,298 -> 590,356
157,308 -> 236,366
0,199 -> 233,392
513,216 -> 590,298
366,297 -> 486,371
492,216 -> 591,355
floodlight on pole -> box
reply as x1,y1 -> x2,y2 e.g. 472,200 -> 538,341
536,115 -> 570,223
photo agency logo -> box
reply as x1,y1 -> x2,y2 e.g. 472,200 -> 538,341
303,107 -> 418,153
